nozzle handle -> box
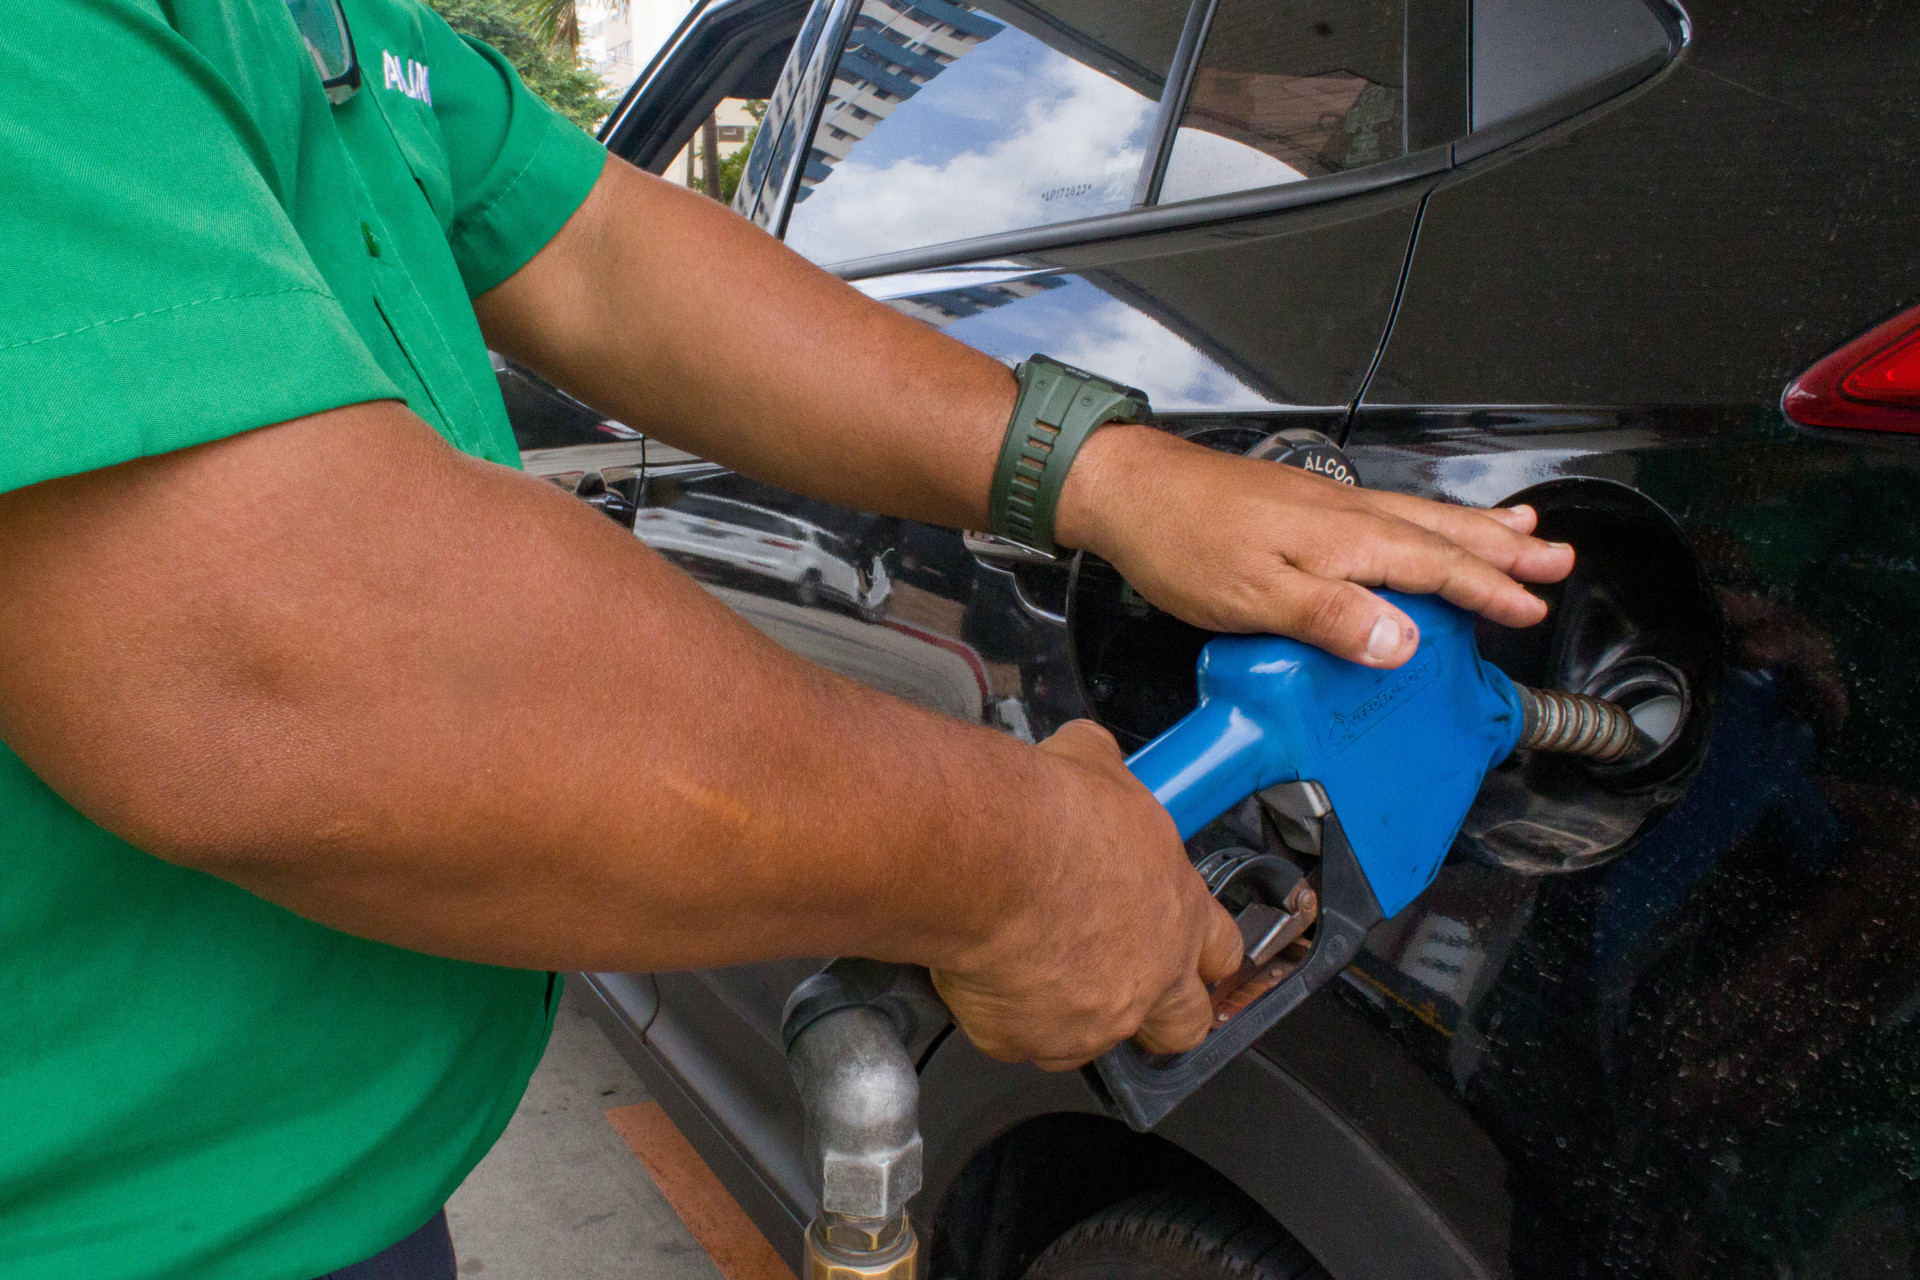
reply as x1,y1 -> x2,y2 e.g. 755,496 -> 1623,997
1124,702 -> 1300,840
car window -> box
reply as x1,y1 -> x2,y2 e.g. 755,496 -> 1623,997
670,494 -> 737,523
708,500 -> 798,537
1157,0 -> 1408,206
781,0 -> 1191,265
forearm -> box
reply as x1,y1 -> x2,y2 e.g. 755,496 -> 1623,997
475,157 -> 1019,533
0,402 -> 1057,973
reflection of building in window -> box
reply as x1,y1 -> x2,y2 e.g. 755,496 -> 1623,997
1184,69 -> 1397,176
883,274 -> 1067,328
795,0 -> 1006,204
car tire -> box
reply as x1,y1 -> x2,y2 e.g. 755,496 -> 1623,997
1023,1188 -> 1327,1280
796,569 -> 822,608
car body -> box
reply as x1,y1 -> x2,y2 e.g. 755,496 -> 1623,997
502,2 -> 1920,1276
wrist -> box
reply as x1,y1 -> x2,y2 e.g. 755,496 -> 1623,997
906,738 -> 1089,971
1051,421 -> 1165,557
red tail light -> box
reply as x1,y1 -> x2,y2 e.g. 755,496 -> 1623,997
1784,304 -> 1920,432
760,537 -> 801,549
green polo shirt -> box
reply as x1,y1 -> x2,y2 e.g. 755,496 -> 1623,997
0,2 -> 608,1276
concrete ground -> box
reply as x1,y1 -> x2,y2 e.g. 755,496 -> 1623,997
446,983 -> 724,1280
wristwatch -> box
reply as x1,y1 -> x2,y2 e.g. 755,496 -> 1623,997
987,355 -> 1149,557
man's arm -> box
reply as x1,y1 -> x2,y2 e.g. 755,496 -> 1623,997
0,401 -> 1236,1069
474,158 -> 1575,668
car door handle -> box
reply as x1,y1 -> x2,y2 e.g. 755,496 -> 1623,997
963,530 -> 1060,567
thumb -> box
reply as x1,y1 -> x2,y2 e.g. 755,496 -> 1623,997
1267,574 -> 1419,669
1197,895 -> 1244,985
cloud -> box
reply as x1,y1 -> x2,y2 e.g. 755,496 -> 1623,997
940,277 -> 1283,413
786,41 -> 1157,263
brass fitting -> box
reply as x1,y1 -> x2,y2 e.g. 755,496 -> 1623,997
806,1215 -> 918,1280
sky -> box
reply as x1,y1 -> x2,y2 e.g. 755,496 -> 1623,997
783,26 -> 1160,264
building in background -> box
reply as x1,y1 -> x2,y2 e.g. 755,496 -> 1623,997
576,0 -> 760,194
666,99 -> 763,193
576,0 -> 692,102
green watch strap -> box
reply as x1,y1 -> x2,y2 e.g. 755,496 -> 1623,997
988,355 -> 1149,556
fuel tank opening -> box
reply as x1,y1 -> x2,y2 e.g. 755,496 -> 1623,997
1580,655 -> 1691,775
1460,478 -> 1718,874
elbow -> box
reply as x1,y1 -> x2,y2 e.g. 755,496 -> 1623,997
86,743 -> 353,880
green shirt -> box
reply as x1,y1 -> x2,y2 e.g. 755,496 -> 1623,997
0,2 -> 608,1275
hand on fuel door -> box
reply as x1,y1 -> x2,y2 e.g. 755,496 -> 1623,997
930,720 -> 1243,1071
1057,425 -> 1577,668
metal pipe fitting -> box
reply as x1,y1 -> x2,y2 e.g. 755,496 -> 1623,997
788,1005 -> 924,1224
783,962 -> 950,1280
1516,684 -> 1641,763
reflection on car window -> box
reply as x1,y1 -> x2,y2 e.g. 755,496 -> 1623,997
866,270 -> 1288,412
1158,0 -> 1406,205
783,0 -> 1189,265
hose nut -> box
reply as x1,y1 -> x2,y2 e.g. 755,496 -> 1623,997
807,1217 -> 918,1280
1517,685 -> 1640,763
819,1212 -> 909,1254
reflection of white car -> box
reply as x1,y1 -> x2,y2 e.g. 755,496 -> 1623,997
636,493 -> 882,618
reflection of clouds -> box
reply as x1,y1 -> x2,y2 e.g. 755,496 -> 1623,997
786,40 -> 1154,264
1159,128 -> 1303,204
935,276 -> 1285,412
1424,447 -> 1603,503
1352,441 -> 1619,508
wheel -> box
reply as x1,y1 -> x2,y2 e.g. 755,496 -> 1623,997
795,569 -> 821,608
1023,1188 -> 1327,1280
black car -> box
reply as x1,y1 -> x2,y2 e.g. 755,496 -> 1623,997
502,2 -> 1920,1276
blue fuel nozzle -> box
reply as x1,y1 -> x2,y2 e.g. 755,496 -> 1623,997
1096,591 -> 1637,1131
1124,591 -> 1524,919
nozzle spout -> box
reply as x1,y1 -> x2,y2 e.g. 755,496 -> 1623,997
1515,685 -> 1641,763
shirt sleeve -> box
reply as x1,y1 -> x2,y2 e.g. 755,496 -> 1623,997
415,5 -> 611,297
0,0 -> 400,497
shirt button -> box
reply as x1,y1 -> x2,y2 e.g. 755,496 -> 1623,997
362,223 -> 382,258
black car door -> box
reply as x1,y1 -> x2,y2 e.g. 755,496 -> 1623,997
568,0 -> 1478,1235
1294,1 -> 1920,1275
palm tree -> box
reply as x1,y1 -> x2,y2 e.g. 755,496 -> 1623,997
521,0 -> 579,49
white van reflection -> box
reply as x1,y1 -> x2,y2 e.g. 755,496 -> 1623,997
636,491 -> 888,621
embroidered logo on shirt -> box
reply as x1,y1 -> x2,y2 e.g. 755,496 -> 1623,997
383,51 -> 432,104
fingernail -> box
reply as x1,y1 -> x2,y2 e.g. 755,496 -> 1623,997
1549,541 -> 1573,550
1367,615 -> 1402,660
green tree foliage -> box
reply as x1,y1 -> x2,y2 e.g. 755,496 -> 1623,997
716,101 -> 768,204
424,0 -> 613,132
